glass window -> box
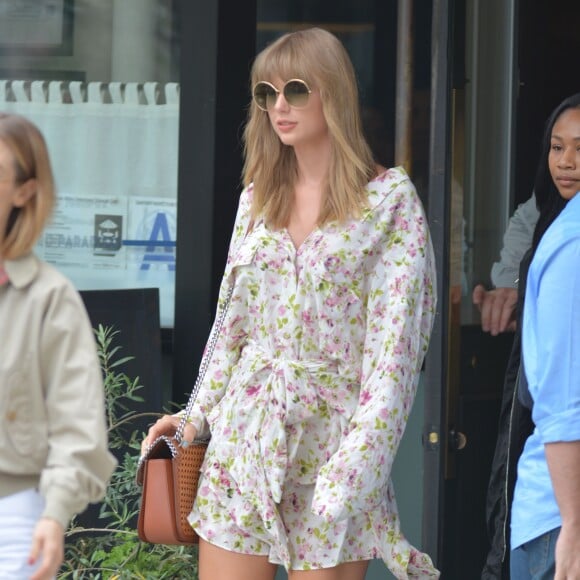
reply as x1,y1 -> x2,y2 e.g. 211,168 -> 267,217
0,0 -> 180,327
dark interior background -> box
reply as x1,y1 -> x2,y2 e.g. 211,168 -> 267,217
514,0 -> 580,206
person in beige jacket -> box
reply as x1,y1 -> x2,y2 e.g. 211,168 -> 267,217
0,112 -> 117,579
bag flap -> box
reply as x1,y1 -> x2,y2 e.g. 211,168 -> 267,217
136,435 -> 177,485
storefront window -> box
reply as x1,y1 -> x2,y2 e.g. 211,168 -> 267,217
0,0 -> 180,327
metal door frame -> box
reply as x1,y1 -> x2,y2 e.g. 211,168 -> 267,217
422,0 -> 452,567
422,0 -> 519,568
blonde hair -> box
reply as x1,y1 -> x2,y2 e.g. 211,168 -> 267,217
243,27 -> 376,228
0,112 -> 55,260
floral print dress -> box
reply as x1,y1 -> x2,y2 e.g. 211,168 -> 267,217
188,167 -> 439,578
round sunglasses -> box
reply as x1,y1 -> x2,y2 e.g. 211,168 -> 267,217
252,79 -> 312,111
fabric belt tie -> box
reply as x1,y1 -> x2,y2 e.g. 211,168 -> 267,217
208,343 -> 358,502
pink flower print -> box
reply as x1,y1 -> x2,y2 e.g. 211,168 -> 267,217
327,297 -> 340,310
378,407 -> 390,420
346,470 -> 359,488
371,302 -> 387,318
394,215 -> 410,231
392,277 -> 404,295
324,255 -> 341,273
324,337 -> 343,355
390,201 -> 404,213
263,505 -> 276,520
246,385 -> 260,397
324,292 -> 342,308
278,305 -> 287,316
359,390 -> 372,406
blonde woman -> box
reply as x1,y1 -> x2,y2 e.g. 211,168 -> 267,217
0,113 -> 116,579
144,28 -> 438,580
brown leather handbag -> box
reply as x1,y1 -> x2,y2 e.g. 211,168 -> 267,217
136,285 -> 233,545
136,435 -> 207,544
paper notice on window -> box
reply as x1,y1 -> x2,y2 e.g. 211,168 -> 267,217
37,194 -> 127,270
35,194 -> 177,327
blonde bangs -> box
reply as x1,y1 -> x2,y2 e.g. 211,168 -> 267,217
251,33 -> 317,89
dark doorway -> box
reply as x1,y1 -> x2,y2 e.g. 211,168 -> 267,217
437,1 -> 580,578
514,0 -> 580,206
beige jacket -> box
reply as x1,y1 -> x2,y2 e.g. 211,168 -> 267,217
0,253 -> 117,528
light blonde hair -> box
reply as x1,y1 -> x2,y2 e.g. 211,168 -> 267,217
0,113 -> 55,260
243,27 -> 376,228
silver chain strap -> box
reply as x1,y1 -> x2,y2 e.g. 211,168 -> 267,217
175,284 -> 234,443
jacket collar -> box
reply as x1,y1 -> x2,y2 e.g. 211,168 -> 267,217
3,253 -> 39,289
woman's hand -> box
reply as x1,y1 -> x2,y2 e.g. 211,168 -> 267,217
28,518 -> 64,580
141,414 -> 198,455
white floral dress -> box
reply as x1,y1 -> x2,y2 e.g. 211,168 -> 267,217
187,167 -> 439,578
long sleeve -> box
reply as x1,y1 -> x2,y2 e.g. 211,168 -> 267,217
39,280 -> 117,528
526,238 -> 580,443
490,193 -> 538,288
312,185 -> 436,521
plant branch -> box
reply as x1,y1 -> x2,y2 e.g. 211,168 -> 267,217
65,527 -> 139,538
110,411 -> 164,432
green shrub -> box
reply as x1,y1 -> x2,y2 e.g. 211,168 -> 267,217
58,325 -> 199,579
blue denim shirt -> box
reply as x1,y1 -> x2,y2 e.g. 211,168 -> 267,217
512,192 -> 580,549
